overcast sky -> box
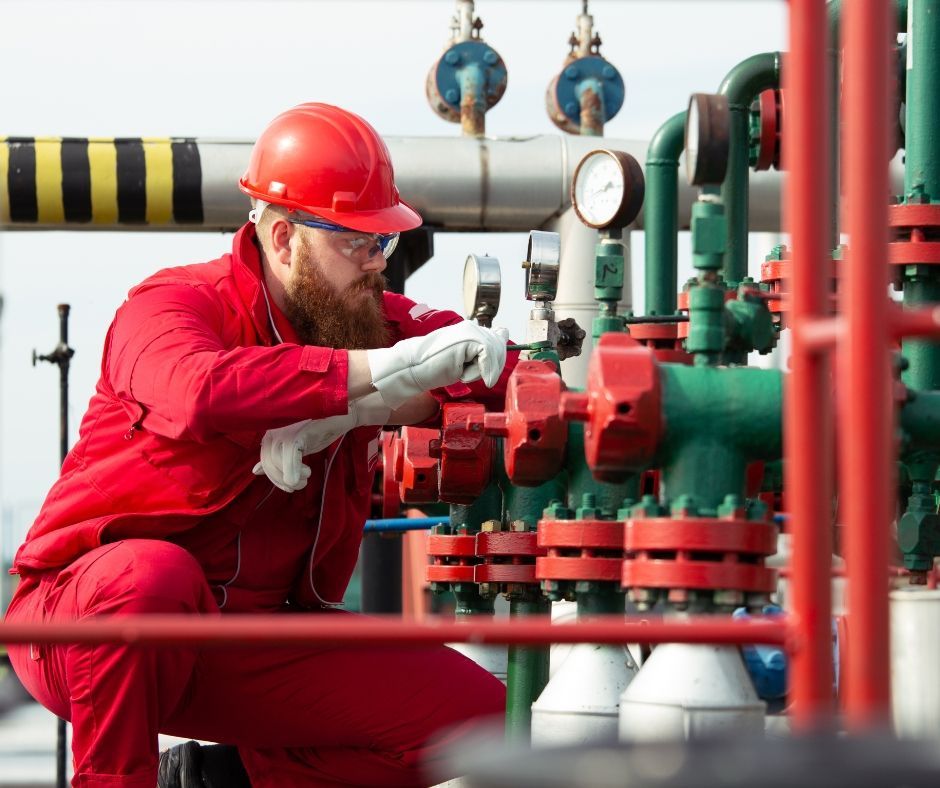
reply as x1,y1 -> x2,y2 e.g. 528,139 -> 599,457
0,0 -> 787,569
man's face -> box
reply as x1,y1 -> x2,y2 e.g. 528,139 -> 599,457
282,228 -> 392,350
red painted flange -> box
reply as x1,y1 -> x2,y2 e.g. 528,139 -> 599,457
396,426 -> 441,504
559,333 -> 663,482
438,402 -> 493,504
537,519 -> 623,549
426,533 -> 477,585
623,514 -> 778,594
473,530 -> 545,588
622,558 -> 776,593
536,519 -> 624,583
629,323 -> 693,364
889,203 -> 940,228
483,360 -> 567,487
754,89 -> 783,171
536,556 -> 622,582
887,203 -> 940,270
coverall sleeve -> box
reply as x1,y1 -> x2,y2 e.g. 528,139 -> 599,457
107,282 -> 349,442
383,293 -> 519,412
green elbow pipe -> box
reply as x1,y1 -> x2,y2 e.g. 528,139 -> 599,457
718,52 -> 782,286
644,112 -> 686,316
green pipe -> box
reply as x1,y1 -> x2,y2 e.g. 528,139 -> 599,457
901,390 -> 940,453
566,422 -> 639,516
505,596 -> 551,742
904,0 -> 940,198
901,0 -> 940,392
576,586 -> 625,617
658,364 -> 783,510
644,112 -> 686,316
498,458 -> 565,741
827,0 -> 908,247
718,52 -> 782,285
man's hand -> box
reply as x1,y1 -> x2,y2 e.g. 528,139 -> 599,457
253,392 -> 391,492
556,317 -> 587,361
366,322 -> 508,408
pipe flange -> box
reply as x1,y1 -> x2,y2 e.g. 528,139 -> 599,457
888,204 -> 940,278
545,55 -> 625,134
535,519 -> 624,586
623,513 -> 778,609
628,323 -> 692,364
427,530 -> 479,587
473,530 -> 545,593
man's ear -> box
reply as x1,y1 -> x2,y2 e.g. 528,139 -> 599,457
268,217 -> 293,269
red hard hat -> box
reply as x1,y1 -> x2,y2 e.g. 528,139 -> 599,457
239,103 -> 422,234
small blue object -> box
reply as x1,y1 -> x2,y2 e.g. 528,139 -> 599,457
363,517 -> 449,533
434,41 -> 507,114
733,605 -> 788,701
552,55 -> 625,126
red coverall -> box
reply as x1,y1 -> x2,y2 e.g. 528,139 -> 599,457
6,224 -> 514,787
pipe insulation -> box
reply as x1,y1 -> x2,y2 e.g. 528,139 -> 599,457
0,134 -> 866,234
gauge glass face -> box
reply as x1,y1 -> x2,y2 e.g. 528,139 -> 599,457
462,256 -> 481,319
686,99 -> 700,181
573,152 -> 625,228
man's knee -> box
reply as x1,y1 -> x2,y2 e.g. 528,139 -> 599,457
96,540 -> 216,615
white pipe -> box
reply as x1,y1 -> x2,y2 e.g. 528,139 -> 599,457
3,134 -> 901,233
455,0 -> 475,42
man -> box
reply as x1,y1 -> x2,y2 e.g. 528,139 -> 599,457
5,103 -> 516,787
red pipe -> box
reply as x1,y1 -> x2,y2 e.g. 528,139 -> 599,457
0,615 -> 788,648
892,304 -> 940,340
841,0 -> 894,728
784,0 -> 836,728
796,317 -> 842,353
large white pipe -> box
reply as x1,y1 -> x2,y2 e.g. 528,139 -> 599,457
0,135 -> 805,233
891,588 -> 940,738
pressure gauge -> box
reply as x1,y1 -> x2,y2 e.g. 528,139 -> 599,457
462,254 -> 502,327
571,149 -> 645,230
685,93 -> 731,186
524,230 -> 561,302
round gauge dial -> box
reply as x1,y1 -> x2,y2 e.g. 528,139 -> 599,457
571,149 -> 645,230
524,231 -> 561,302
462,254 -> 501,326
685,93 -> 731,187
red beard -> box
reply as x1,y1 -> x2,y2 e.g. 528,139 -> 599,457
283,242 -> 392,350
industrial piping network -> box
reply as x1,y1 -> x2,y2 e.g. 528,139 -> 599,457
4,0 -> 940,778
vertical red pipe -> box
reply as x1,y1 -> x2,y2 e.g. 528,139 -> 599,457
785,0 -> 835,728
841,0 -> 894,728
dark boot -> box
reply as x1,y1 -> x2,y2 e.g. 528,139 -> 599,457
157,740 -> 251,788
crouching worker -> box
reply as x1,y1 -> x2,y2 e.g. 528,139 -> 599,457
5,103 -> 516,788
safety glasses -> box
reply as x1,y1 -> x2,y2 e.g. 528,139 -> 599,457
288,216 -> 399,260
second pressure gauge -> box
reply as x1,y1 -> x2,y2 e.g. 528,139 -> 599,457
462,254 -> 502,327
685,93 -> 731,186
571,149 -> 645,231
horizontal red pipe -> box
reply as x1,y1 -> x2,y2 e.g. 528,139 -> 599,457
0,614 -> 789,648
892,305 -> 940,340
794,316 -> 843,352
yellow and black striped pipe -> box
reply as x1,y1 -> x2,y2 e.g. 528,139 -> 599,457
0,137 -> 203,226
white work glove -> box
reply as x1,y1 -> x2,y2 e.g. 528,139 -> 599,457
366,322 -> 509,408
252,391 -> 391,492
